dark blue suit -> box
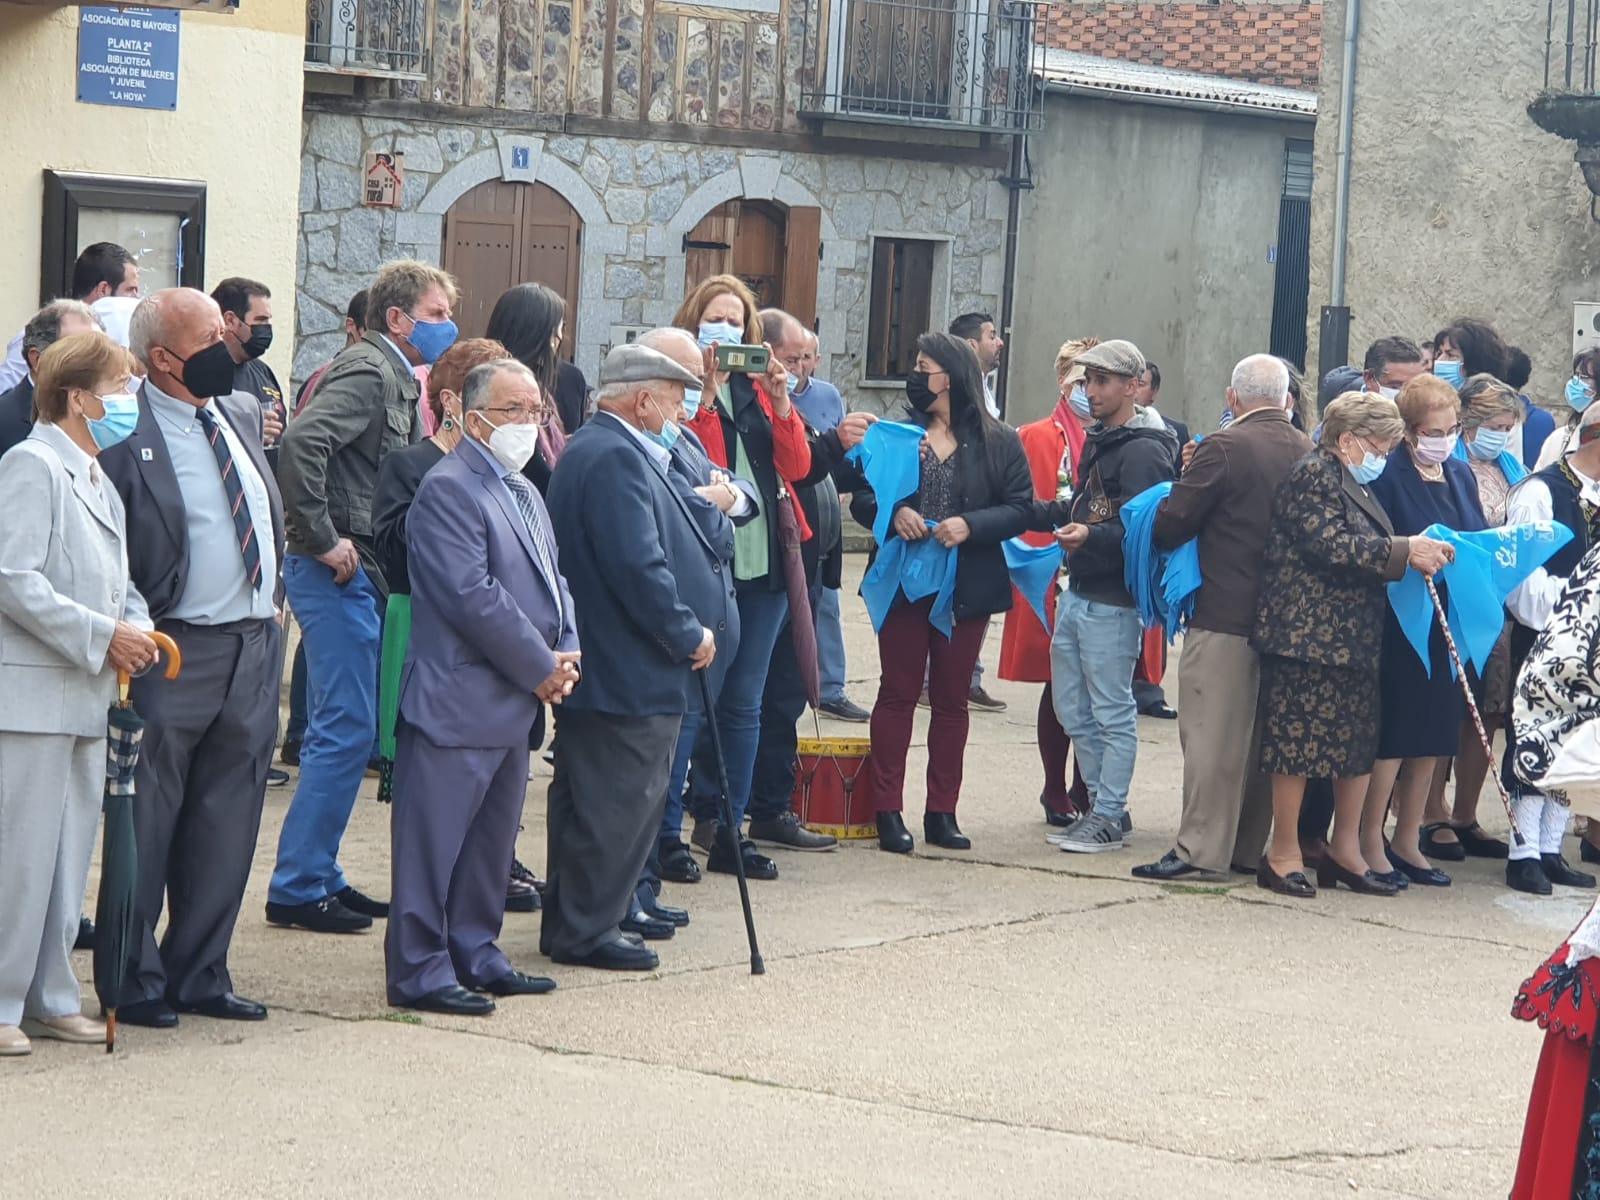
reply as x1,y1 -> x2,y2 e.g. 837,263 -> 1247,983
541,413 -> 727,958
385,437 -> 576,1003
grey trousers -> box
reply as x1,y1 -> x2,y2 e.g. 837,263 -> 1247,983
1173,630 -> 1273,874
0,732 -> 103,1026
126,619 -> 282,1006
386,724 -> 527,1003
542,710 -> 678,960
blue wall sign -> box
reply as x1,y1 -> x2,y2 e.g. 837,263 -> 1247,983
78,7 -> 181,111
512,146 -> 531,171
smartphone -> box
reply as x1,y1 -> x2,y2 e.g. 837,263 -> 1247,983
715,343 -> 771,374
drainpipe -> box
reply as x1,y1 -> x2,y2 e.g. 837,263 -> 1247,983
1318,0 -> 1360,389
996,125 -> 1028,422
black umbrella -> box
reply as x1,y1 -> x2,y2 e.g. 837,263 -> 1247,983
698,669 -> 765,976
95,631 -> 181,1053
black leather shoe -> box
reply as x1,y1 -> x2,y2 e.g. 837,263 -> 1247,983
172,992 -> 268,1021
1044,806 -> 1076,828
280,738 -> 302,767
1132,850 -> 1225,882
117,998 -> 179,1028
1140,702 -> 1178,720
73,917 -> 96,952
476,970 -> 556,997
402,985 -> 495,1016
621,909 -> 677,941
1508,857 -> 1554,895
1418,822 -> 1467,863
1385,846 -> 1451,887
1316,857 -> 1399,896
707,829 -> 779,880
334,886 -> 389,919
638,892 -> 690,927
1257,856 -> 1316,898
659,840 -> 702,884
1584,838 -> 1600,866
265,896 -> 373,933
877,811 -> 914,854
552,937 -> 660,971
1543,853 -> 1597,889
923,812 -> 971,850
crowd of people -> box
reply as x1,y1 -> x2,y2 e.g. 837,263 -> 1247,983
3,237 -> 1598,1054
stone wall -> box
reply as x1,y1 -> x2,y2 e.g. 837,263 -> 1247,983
295,110 -> 1008,413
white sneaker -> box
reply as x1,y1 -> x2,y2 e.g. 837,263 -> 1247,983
0,1024 -> 30,1056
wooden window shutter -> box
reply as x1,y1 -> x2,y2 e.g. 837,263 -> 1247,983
782,206 -> 822,330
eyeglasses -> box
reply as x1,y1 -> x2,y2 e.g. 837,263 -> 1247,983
482,405 -> 544,423
1417,424 -> 1462,439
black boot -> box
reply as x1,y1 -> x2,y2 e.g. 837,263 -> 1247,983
877,811 -> 914,854
923,812 -> 971,850
1543,853 -> 1597,889
1507,857 -> 1553,896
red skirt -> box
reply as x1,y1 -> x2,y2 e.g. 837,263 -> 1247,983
1512,948 -> 1600,1199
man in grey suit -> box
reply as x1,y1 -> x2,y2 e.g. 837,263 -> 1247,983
386,359 -> 578,1016
543,344 -> 725,971
99,288 -> 286,1028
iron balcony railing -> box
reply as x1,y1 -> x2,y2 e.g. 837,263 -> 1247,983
1546,0 -> 1600,91
305,0 -> 429,80
799,0 -> 1043,130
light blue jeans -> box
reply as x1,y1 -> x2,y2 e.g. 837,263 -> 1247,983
1050,590 -> 1141,820
817,586 -> 848,704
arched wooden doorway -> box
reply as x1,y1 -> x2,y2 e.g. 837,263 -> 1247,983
684,199 -> 821,329
442,179 -> 583,356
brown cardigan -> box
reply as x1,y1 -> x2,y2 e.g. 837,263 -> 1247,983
1250,447 -> 1410,671
1151,407 -> 1312,638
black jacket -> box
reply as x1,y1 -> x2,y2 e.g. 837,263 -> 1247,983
1033,408 -> 1176,607
0,378 -> 34,459
850,406 -> 1034,622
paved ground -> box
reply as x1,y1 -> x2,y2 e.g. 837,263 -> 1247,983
7,558 -> 1569,1198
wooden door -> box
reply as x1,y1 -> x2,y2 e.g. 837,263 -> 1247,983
443,179 -> 584,355
684,200 -> 820,329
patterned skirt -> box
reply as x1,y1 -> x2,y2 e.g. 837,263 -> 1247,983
1257,654 -> 1382,780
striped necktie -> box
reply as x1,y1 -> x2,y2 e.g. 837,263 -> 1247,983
195,407 -> 263,591
502,472 -> 562,624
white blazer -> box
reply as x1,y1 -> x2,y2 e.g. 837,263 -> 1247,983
0,421 -> 150,737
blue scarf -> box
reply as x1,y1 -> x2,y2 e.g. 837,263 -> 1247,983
1120,482 -> 1200,642
1449,437 -> 1528,486
850,421 -> 960,635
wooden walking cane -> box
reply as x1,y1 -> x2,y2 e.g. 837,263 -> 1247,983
1424,576 -> 1527,848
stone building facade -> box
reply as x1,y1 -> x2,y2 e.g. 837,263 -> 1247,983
294,111 -> 1009,409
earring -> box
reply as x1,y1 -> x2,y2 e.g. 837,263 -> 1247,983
440,417 -> 454,431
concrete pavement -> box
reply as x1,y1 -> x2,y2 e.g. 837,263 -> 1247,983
5,560 -> 1562,1199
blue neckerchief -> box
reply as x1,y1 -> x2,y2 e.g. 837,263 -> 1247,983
1003,538 -> 1062,629
861,523 -> 958,636
848,420 -> 928,545
1120,482 -> 1200,642
1387,521 -> 1573,676
1449,437 -> 1528,486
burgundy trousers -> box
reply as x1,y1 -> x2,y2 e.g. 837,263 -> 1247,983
868,597 -> 988,815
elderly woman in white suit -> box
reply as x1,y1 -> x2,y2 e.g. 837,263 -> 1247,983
0,331 -> 158,1057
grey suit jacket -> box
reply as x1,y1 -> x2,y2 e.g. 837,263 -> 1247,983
400,440 -> 578,749
0,422 -> 151,737
99,385 -> 287,621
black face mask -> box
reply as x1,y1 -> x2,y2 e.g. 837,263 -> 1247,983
244,323 -> 273,360
906,370 -> 938,413
165,340 -> 236,399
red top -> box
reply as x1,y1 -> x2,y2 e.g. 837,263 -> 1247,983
998,404 -> 1082,682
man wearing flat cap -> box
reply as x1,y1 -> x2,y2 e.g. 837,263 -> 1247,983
1044,338 -> 1176,855
541,343 -> 728,971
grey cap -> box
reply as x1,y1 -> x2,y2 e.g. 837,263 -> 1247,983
598,342 -> 702,388
1075,339 -> 1146,378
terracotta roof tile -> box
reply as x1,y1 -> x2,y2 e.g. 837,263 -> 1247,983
1041,2 -> 1323,91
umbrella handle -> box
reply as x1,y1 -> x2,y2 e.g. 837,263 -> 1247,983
117,630 -> 185,703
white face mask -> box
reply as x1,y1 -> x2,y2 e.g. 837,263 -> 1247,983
472,412 -> 540,472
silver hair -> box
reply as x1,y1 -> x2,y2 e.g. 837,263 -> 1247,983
637,327 -> 699,355
594,379 -> 665,408
23,299 -> 100,358
127,294 -> 165,369
1230,353 -> 1291,411
461,358 -> 536,413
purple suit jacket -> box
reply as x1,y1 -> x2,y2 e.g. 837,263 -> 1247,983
399,438 -> 577,748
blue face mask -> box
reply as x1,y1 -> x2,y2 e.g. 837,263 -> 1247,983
682,387 -> 703,420
86,391 -> 138,451
1433,359 -> 1465,388
1468,428 -> 1511,461
786,372 -> 801,392
1568,375 -> 1595,412
646,420 -> 681,452
405,314 -> 458,365
1349,450 -> 1388,485
1068,384 -> 1092,420
697,320 -> 742,349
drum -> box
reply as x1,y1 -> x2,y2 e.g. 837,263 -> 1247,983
792,737 -> 877,840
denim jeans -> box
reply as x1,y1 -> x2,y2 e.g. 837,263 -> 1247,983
817,586 -> 848,705
269,556 -> 382,905
286,637 -> 308,744
1050,591 -> 1141,820
748,582 -> 824,823
688,587 -> 789,830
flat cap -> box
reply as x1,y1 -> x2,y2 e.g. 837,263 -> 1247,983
599,342 -> 702,388
1075,339 -> 1146,378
